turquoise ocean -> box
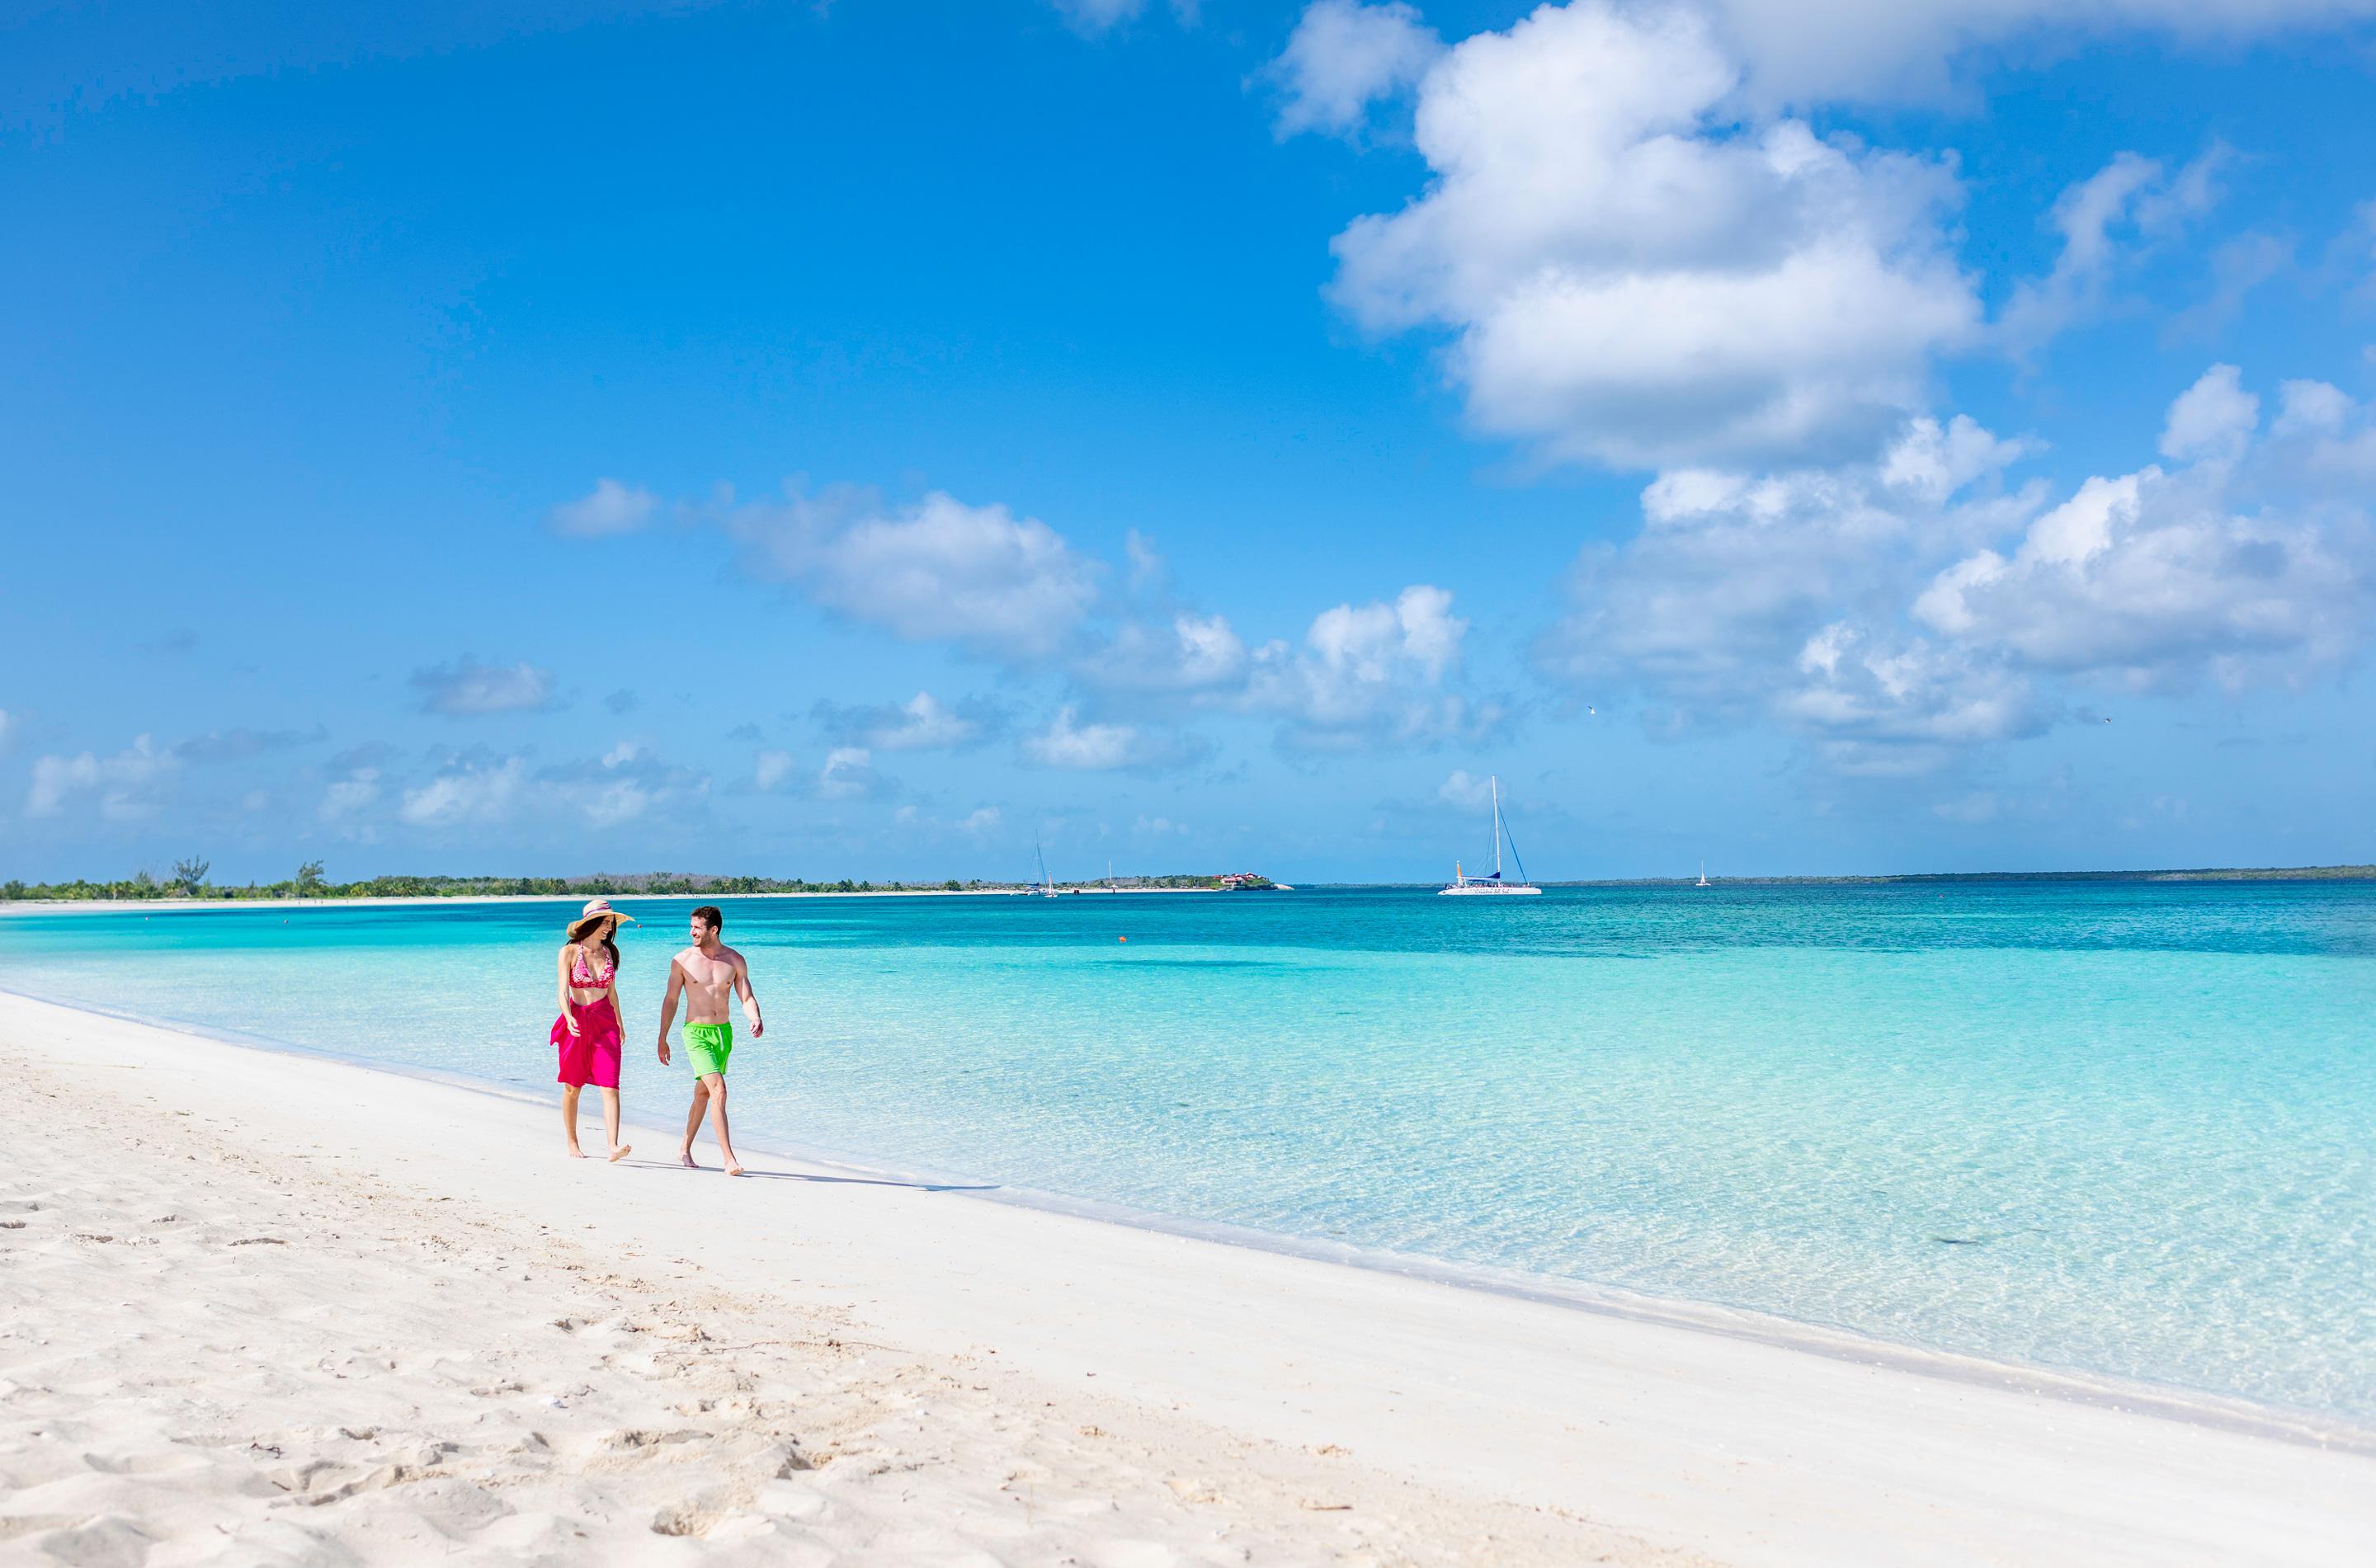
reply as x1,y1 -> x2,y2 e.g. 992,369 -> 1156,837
4,882 -> 2370,1428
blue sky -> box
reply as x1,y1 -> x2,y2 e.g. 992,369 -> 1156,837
6,0 -> 2374,883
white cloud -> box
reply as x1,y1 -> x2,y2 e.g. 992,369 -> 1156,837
1997,148 -> 2228,354
1700,0 -> 2376,106
1053,0 -> 1143,33
1268,1 -> 1443,139
817,746 -> 892,800
960,805 -> 1002,836
813,690 -> 996,751
318,768 -> 381,822
1082,612 -> 1250,694
1540,416 -> 2041,732
537,745 -> 710,826
1915,370 -> 2375,691
1781,623 -> 2044,771
1023,706 -> 1198,771
752,749 -> 797,792
548,477 -> 658,537
26,734 -> 175,818
409,657 -> 559,717
1436,768 -> 1495,809
1245,585 -> 1499,751
1328,1 -> 1978,471
2157,362 -> 2257,464
724,487 -> 1101,662
399,757 -> 526,826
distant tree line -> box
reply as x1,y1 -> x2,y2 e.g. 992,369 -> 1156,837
0,863 -> 1270,902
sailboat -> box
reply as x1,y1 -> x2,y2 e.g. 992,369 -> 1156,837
1696,862 -> 1711,888
1439,775 -> 1542,896
1035,844 -> 1059,898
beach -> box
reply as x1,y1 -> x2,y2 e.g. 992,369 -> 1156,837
4,989 -> 2369,1566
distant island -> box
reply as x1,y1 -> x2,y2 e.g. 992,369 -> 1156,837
0,863 -> 1283,904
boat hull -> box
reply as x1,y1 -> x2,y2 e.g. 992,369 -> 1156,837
1438,883 -> 1542,896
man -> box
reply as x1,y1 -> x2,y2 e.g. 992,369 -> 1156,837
657,904 -> 764,1176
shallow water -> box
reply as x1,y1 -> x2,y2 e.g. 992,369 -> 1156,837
5,881 -> 2372,1424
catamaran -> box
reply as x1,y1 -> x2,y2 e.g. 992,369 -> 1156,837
1035,844 -> 1058,897
1696,862 -> 1711,888
1439,775 -> 1541,896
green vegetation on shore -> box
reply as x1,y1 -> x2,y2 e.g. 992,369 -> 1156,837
0,864 -> 1278,902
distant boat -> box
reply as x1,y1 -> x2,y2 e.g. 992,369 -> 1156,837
1035,844 -> 1058,898
1439,776 -> 1541,897
1696,862 -> 1711,888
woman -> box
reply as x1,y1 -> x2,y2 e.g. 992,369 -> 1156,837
553,897 -> 635,1161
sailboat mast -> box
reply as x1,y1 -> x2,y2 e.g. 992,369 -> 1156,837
1491,775 -> 1503,878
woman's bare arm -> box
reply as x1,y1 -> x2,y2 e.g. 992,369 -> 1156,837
557,944 -> 581,1037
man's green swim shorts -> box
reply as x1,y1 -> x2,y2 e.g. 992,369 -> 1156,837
683,1021 -> 733,1078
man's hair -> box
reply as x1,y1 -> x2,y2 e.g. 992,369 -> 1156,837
691,904 -> 724,935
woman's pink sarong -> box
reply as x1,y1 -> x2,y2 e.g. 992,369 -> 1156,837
553,999 -> 622,1089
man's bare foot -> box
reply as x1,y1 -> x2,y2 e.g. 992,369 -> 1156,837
724,1161 -> 747,1177
679,1148 -> 700,1170
607,1143 -> 632,1163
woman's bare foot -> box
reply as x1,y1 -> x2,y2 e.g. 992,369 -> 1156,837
566,1145 -> 587,1160
607,1143 -> 632,1163
679,1148 -> 700,1170
724,1161 -> 747,1177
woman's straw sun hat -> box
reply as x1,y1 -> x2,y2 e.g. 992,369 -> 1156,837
566,897 -> 638,940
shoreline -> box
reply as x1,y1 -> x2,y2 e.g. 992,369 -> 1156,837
7,987 -> 2372,1563
0,886 -> 1236,916
8,981 -> 2372,1458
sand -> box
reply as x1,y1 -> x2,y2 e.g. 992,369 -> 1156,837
2,991 -> 2369,1566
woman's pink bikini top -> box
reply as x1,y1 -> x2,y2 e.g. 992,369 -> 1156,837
568,945 -> 615,988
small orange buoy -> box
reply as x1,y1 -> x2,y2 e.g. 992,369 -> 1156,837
1119,936 -> 1128,943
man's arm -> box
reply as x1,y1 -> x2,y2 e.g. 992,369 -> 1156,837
735,952 -> 763,1038
657,958 -> 683,1062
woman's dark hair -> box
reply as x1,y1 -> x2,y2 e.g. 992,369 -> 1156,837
570,917 -> 621,972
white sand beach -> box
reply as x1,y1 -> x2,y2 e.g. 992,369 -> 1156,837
3,989 -> 2369,1566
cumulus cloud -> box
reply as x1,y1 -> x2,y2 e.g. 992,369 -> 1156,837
1436,768 -> 1496,809
26,734 -> 176,818
409,657 -> 559,717
752,749 -> 798,792
1023,706 -> 1202,772
399,756 -> 527,826
721,486 -> 1101,663
536,744 -> 711,827
1247,585 -> 1502,751
1914,366 -> 2376,690
173,726 -> 326,764
1541,416 -> 2041,737
1700,0 -> 2376,106
2157,362 -> 2257,464
548,477 -> 658,537
816,746 -> 894,800
1328,1 -> 1979,471
811,690 -> 998,751
1997,148 -> 2228,355
318,767 -> 381,822
1781,624 -> 2044,774
1080,612 -> 1251,695
1267,1 -> 1443,139
1052,0 -> 1143,32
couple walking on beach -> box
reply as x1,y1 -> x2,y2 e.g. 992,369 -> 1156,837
551,899 -> 763,1175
